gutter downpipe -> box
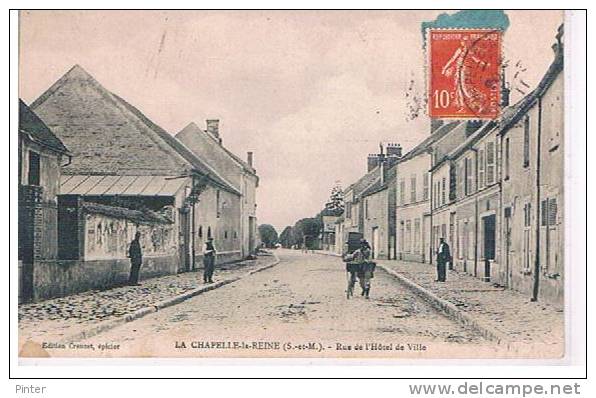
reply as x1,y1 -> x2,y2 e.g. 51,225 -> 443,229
429,155 -> 434,266
191,174 -> 197,271
470,147 -> 479,278
532,98 -> 543,302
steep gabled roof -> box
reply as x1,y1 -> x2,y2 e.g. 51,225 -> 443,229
398,121 -> 461,162
19,99 -> 69,154
30,65 -> 239,195
499,42 -> 564,135
114,96 -> 241,195
346,166 -> 383,200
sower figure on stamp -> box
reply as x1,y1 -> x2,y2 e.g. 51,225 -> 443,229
128,231 -> 143,286
435,237 -> 452,282
203,237 -> 217,283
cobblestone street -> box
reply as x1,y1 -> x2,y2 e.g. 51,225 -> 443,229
377,258 -> 565,353
18,255 -> 276,343
22,249 -> 517,359
18,250 -> 566,359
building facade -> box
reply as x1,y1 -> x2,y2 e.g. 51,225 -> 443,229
18,100 -> 70,302
176,121 -> 259,260
27,65 -> 242,299
500,29 -> 564,304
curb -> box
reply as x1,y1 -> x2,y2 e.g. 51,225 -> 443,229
377,264 -> 510,345
312,251 -> 509,344
59,254 -> 281,343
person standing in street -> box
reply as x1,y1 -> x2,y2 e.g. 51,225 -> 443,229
435,237 -> 451,282
203,237 -> 217,283
128,231 -> 143,286
343,239 -> 375,299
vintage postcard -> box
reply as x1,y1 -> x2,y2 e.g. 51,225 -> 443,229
15,9 -> 574,361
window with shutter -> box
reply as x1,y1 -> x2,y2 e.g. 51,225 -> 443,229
28,151 -> 41,186
441,177 -> 446,205
548,198 -> 558,225
505,138 -> 510,180
486,141 -> 495,185
449,164 -> 456,201
423,173 -> 429,201
541,199 -> 548,226
523,116 -> 530,167
400,179 -> 406,205
478,149 -> 485,189
410,175 -> 417,203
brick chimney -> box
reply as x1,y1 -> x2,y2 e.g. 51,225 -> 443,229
386,143 -> 402,158
367,154 -> 380,172
247,151 -> 253,167
206,119 -> 221,143
386,143 -> 403,167
430,118 -> 444,134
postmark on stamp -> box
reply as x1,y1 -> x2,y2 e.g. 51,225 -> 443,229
428,29 -> 502,119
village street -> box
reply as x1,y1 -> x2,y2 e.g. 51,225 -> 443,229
42,250 -> 512,359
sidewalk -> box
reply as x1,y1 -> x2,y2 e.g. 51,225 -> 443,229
19,254 -> 278,344
378,260 -> 564,347
316,251 -> 564,349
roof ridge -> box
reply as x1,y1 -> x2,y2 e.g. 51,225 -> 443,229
31,65 -> 240,195
176,121 -> 257,175
31,64 -> 96,109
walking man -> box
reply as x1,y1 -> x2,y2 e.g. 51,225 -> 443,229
344,239 -> 375,299
128,231 -> 143,286
203,237 -> 217,283
435,237 -> 451,282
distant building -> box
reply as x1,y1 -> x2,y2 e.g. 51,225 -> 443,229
319,210 -> 340,252
335,164 -> 382,254
394,121 -> 468,263
361,163 -> 397,259
176,121 -> 259,259
18,100 -> 70,302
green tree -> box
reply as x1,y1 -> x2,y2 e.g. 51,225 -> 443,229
258,224 -> 278,248
324,182 -> 344,216
293,217 -> 323,249
278,226 -> 294,248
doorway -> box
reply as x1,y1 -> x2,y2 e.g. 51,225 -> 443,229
482,214 -> 496,281
178,209 -> 191,272
371,227 -> 379,259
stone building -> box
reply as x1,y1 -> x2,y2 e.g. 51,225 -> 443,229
18,100 -> 70,302
319,210 -> 340,252
430,121 -> 500,281
394,121 -> 467,263
424,25 -> 564,304
176,121 -> 259,260
334,156 -> 383,254
499,26 -> 564,304
361,164 -> 397,259
28,65 -> 241,298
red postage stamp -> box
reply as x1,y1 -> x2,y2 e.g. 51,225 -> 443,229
428,29 -> 502,119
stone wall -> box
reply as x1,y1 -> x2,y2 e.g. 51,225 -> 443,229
32,255 -> 178,301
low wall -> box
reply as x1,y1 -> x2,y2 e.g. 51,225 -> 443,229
194,251 -> 243,269
32,254 -> 178,301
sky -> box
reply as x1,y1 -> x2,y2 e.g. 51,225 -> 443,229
19,10 -> 563,233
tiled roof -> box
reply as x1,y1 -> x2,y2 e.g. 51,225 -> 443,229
113,96 -> 241,196
19,99 -> 69,154
82,201 -> 172,224
31,65 -> 240,196
60,174 -> 188,196
346,166 -> 382,199
499,43 -> 564,135
398,121 -> 462,162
